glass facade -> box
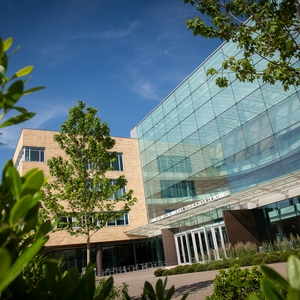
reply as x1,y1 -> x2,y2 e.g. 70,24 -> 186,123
136,40 -> 300,227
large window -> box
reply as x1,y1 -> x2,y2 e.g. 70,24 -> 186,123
160,180 -> 196,198
157,155 -> 192,173
24,147 -> 45,162
14,146 -> 45,169
108,179 -> 127,200
111,153 -> 124,171
58,212 -> 130,228
85,152 -> 124,171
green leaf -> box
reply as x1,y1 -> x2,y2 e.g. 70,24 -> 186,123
0,249 -> 12,281
9,194 -> 34,225
0,238 -> 46,294
13,66 -> 33,78
35,219 -> 52,240
23,86 -> 45,95
155,278 -> 164,297
21,168 -> 44,196
165,285 -> 175,300
6,80 -> 24,103
3,37 -> 13,51
261,265 -> 289,291
5,166 -> 22,200
247,292 -> 263,300
0,112 -> 35,128
287,255 -> 300,291
261,278 -> 284,300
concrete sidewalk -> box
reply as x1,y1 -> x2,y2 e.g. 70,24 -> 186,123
110,262 -> 287,299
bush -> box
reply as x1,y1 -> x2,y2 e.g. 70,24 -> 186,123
252,252 -> 265,259
279,250 -> 296,262
95,278 -> 128,300
168,268 -> 174,275
206,265 -> 264,300
239,256 -> 253,267
207,260 -> 228,271
162,270 -> 170,276
268,251 -> 280,257
263,254 -> 280,264
227,258 -> 240,267
252,257 -> 264,265
154,268 -> 165,277
183,266 -> 195,273
195,263 -> 208,272
172,265 -> 185,275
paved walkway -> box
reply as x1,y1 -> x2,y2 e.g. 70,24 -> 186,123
110,262 -> 287,299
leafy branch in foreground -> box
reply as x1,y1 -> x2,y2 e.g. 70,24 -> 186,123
184,0 -> 300,90
0,37 -> 44,132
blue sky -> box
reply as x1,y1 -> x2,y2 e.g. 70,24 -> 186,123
0,0 -> 222,169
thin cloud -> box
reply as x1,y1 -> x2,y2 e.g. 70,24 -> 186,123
70,21 -> 140,40
0,101 -> 69,149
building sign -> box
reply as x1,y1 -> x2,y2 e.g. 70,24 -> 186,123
150,190 -> 231,223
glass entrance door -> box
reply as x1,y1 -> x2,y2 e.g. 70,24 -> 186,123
175,222 -> 228,264
174,232 -> 192,264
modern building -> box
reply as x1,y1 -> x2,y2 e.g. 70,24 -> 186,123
13,129 -> 164,274
13,36 -> 300,270
128,39 -> 300,265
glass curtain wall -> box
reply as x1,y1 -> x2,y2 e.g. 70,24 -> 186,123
136,38 -> 300,225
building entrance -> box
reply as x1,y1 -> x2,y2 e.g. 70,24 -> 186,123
174,223 -> 228,264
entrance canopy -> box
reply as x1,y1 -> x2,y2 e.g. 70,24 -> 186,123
125,171 -> 300,237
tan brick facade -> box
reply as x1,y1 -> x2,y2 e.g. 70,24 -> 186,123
13,128 -> 148,249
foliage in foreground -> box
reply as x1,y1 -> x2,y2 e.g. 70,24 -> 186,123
184,0 -> 300,91
205,264 -> 264,300
248,255 -> 300,300
0,37 -> 43,132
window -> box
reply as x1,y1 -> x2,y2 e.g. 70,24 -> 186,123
14,147 -> 45,169
157,155 -> 192,173
111,153 -> 124,171
106,213 -> 130,226
84,152 -> 124,171
160,180 -> 196,198
108,179 -> 126,200
24,147 -> 45,162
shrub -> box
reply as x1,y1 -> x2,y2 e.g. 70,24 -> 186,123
252,257 -> 264,265
279,250 -> 296,262
239,256 -> 253,267
168,268 -> 174,275
162,270 -> 170,276
252,252 -> 265,259
263,254 -> 280,264
207,260 -> 228,271
95,278 -> 128,300
206,265 -> 264,300
172,265 -> 185,275
227,258 -> 240,267
268,251 -> 280,257
183,266 -> 195,273
195,263 -> 208,272
154,268 -> 165,277
234,241 -> 257,259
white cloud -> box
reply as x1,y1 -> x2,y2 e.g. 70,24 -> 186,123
70,21 -> 140,40
0,100 -> 69,149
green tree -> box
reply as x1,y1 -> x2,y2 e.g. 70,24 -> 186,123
42,100 -> 137,265
0,37 -> 43,132
184,0 -> 300,90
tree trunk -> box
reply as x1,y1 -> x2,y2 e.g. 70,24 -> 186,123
87,234 -> 91,265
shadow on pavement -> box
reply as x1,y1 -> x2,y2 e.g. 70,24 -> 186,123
172,279 -> 214,297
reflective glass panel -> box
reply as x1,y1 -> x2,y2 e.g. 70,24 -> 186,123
243,112 -> 273,146
175,82 -> 190,105
192,82 -> 211,111
178,96 -> 194,122
162,94 -> 176,115
199,119 -> 219,146
237,88 -> 266,124
211,86 -> 235,116
189,66 -> 207,92
221,126 -> 246,158
217,105 -> 241,136
268,92 -> 300,134
195,101 -> 215,129
180,114 -> 198,139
